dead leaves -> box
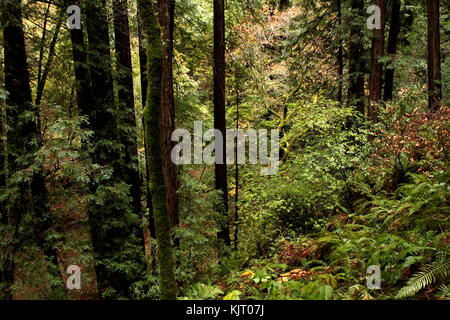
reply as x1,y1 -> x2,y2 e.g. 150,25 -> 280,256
277,268 -> 310,282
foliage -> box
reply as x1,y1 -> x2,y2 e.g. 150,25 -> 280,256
396,253 -> 449,299
0,0 -> 448,301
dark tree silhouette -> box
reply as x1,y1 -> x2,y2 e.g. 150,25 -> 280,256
214,0 -> 230,247
426,0 -> 442,110
384,0 -> 401,101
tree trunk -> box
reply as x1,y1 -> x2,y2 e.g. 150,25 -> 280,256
137,1 -> 156,238
113,0 -> 142,218
67,1 -> 93,121
337,0 -> 344,103
83,0 -> 143,298
383,0 -> 401,101
2,0 -> 52,299
368,0 -> 385,121
35,6 -> 64,107
214,0 -> 230,247
234,74 -> 240,251
158,0 -> 179,227
84,0 -> 116,164
65,0 -> 100,299
139,0 -> 177,300
347,0 -> 365,115
426,0 -> 442,111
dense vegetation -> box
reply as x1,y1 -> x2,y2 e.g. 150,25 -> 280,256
0,0 -> 448,300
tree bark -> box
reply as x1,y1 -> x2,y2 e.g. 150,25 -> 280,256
83,0 -> 144,298
139,0 -> 177,300
158,0 -> 179,227
2,0 -> 51,299
65,0 -> 101,299
137,0 -> 156,238
337,0 -> 344,103
426,0 -> 442,111
234,74 -> 240,251
84,0 -> 116,164
347,0 -> 365,115
35,6 -> 64,107
368,0 -> 385,121
67,1 -> 93,121
383,0 -> 401,101
113,0 -> 142,218
214,0 -> 230,247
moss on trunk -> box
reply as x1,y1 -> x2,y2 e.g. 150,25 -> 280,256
139,0 -> 177,300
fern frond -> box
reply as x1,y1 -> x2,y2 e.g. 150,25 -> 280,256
437,284 -> 449,298
396,259 -> 450,299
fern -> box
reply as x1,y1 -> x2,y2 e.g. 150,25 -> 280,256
437,284 -> 449,299
396,255 -> 450,299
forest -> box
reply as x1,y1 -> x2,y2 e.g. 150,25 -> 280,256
0,0 -> 448,301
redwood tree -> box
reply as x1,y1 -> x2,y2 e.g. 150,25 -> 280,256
67,0 -> 93,121
426,0 -> 442,111
158,0 -> 179,227
347,0 -> 365,114
83,0 -> 144,298
337,0 -> 344,103
214,0 -> 230,247
368,0 -> 386,121
139,0 -> 177,300
137,1 -> 156,238
383,0 -> 401,101
1,0 -> 51,298
112,0 -> 142,217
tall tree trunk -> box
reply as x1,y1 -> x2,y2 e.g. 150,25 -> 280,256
2,0 -> 52,299
137,0 -> 156,238
139,0 -> 177,300
112,0 -> 142,218
83,0 -> 143,298
214,0 -> 230,247
383,0 -> 401,101
158,0 -> 179,227
368,0 -> 385,121
426,0 -> 442,111
234,73 -> 240,251
337,0 -> 344,103
65,0 -> 101,299
67,1 -> 93,121
36,2 -> 51,106
35,6 -> 64,107
347,0 -> 365,115
84,0 -> 116,162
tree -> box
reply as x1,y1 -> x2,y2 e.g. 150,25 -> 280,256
67,0 -> 93,121
158,0 -> 179,227
234,72 -> 240,250
112,0 -> 142,218
35,5 -> 64,107
383,0 -> 401,101
1,0 -> 52,298
82,0 -> 144,298
347,0 -> 366,114
426,0 -> 442,110
368,0 -> 386,121
337,0 -> 344,103
139,0 -> 177,300
214,0 -> 230,247
137,0 -> 156,238
84,0 -> 116,162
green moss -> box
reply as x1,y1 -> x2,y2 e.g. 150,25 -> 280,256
140,0 -> 177,300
